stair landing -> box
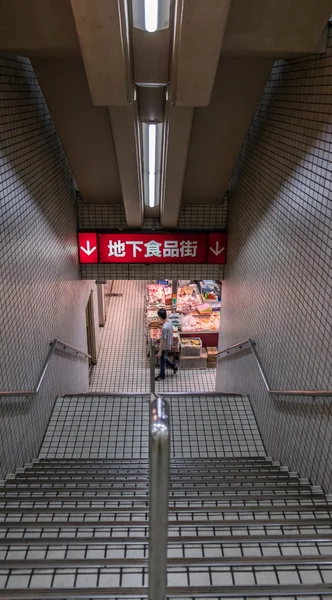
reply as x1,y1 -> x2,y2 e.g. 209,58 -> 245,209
39,394 -> 265,460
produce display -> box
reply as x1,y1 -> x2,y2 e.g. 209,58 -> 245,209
180,312 -> 220,333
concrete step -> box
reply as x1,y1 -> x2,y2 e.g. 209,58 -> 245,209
0,491 -> 324,502
0,496 -> 328,510
1,584 -> 332,598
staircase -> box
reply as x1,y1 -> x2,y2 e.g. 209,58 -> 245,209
1,452 -> 332,597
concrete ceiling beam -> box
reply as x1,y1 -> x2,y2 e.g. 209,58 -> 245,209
160,105 -> 194,227
0,0 -> 80,57
70,0 -> 132,106
32,58 -> 122,205
109,105 -> 144,227
221,0 -> 332,57
171,0 -> 231,106
182,57 -> 274,204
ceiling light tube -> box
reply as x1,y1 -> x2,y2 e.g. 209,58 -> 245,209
148,123 -> 156,207
144,0 -> 158,32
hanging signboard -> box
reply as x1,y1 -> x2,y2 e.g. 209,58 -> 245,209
78,232 -> 227,265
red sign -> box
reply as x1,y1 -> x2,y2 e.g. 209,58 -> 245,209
208,233 -> 227,264
78,232 -> 227,265
78,232 -> 98,264
99,233 -> 207,263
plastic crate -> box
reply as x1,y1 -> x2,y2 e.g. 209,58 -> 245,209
180,338 -> 202,357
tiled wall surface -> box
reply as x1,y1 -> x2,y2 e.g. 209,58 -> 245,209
217,30 -> 332,491
0,54 -> 100,477
82,262 -> 225,280
78,197 -> 227,280
78,195 -> 228,231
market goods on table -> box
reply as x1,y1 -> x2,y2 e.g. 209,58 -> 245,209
145,283 -> 180,352
199,280 -> 221,303
180,312 -> 220,333
146,283 -> 165,306
180,337 -> 202,357
145,281 -> 221,360
164,286 -> 172,307
177,294 -> 202,314
207,346 -> 218,368
169,312 -> 181,331
197,303 -> 212,314
177,282 -> 202,313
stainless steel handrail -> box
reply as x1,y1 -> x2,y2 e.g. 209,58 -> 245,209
0,339 -> 91,398
150,340 -> 156,395
218,338 -> 332,397
149,395 -> 170,600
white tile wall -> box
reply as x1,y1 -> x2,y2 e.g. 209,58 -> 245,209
217,29 -> 332,491
78,196 -> 228,231
0,54 -> 100,477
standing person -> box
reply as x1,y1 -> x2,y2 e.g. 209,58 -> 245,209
155,308 -> 178,381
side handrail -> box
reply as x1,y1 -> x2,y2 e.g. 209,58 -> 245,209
218,338 -> 332,397
149,395 -> 170,600
0,339 -> 91,398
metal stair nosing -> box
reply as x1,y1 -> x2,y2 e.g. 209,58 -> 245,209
0,497 -> 328,510
1,503 -> 332,515
1,479 -> 309,490
2,553 -> 332,569
10,475 -> 297,485
1,584 -> 332,599
0,492 -> 324,503
1,532 -> 332,546
1,516 -> 332,529
22,467 -> 283,476
36,456 -> 271,464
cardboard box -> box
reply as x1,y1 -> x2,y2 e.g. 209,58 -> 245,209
180,349 -> 207,370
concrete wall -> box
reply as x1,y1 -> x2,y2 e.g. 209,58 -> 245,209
0,54 -> 101,477
217,29 -> 332,491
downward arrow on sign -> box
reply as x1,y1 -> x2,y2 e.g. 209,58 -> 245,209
209,241 -> 225,256
80,241 -> 96,256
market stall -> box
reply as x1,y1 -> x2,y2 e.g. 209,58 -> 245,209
145,279 -> 221,370
176,280 -> 220,348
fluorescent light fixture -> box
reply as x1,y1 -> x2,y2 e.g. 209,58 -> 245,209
142,121 -> 161,208
132,0 -> 170,32
144,0 -> 158,32
148,123 -> 156,207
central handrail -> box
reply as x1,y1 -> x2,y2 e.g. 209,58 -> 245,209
0,339 -> 91,398
149,395 -> 170,600
218,338 -> 332,397
150,339 -> 156,395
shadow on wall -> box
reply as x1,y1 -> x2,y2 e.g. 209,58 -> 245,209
217,39 -> 332,492
0,53 -> 91,478
1,55 -> 73,232
228,58 -> 331,267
